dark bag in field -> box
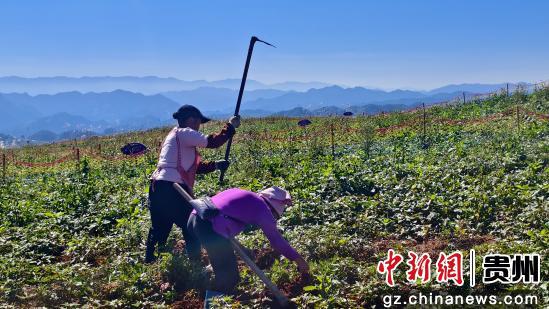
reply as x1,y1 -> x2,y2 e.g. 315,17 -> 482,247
121,142 -> 148,155
298,119 -> 312,127
190,197 -> 220,220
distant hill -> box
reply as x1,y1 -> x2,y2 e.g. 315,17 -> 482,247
29,130 -> 58,142
0,81 -> 536,143
2,90 -> 179,123
243,86 -> 465,112
272,103 -> 418,117
0,132 -> 17,148
0,76 -> 333,95
0,94 -> 41,132
243,86 -> 405,111
20,112 -> 107,135
427,82 -> 532,95
58,129 -> 99,141
0,133 -> 14,142
264,81 -> 333,92
0,90 -> 179,137
162,87 -> 289,112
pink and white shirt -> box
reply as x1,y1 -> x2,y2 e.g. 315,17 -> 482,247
151,126 -> 208,184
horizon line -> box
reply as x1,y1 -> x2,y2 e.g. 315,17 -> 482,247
0,75 -> 546,92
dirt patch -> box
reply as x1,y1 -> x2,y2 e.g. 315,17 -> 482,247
58,251 -> 73,263
173,240 -> 210,265
173,240 -> 186,255
280,273 -> 313,298
171,290 -> 203,309
254,248 -> 280,269
100,281 -> 123,300
353,235 -> 494,261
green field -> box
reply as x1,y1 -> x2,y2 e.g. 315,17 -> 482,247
1,87 -> 548,308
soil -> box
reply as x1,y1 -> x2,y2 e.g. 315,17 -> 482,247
169,236 -> 493,307
254,247 -> 280,269
171,290 -> 203,309
353,235 -> 494,261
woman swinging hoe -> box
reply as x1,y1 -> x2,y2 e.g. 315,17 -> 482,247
145,104 -> 240,263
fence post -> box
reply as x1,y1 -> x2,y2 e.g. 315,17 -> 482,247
516,105 -> 520,133
75,148 -> 80,162
422,103 -> 427,148
506,83 -> 509,96
98,143 -> 102,155
330,123 -> 335,159
463,92 -> 466,104
2,153 -> 6,182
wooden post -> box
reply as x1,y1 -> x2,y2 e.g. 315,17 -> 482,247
422,103 -> 426,147
330,123 -> 335,158
516,105 -> 520,132
2,153 -> 6,182
506,83 -> 509,96
305,126 -> 310,153
98,144 -> 102,155
76,148 -> 80,162
463,92 -> 466,104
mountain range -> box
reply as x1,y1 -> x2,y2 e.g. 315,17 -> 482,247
0,76 -> 332,95
0,76 -> 536,145
0,91 -> 179,137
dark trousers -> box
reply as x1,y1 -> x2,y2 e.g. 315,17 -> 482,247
145,180 -> 200,262
187,214 -> 240,294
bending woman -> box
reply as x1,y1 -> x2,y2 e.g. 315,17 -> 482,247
187,186 -> 309,294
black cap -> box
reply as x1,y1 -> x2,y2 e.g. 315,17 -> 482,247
172,105 -> 211,123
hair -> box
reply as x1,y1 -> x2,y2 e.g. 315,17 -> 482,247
173,111 -> 191,125
173,111 -> 199,121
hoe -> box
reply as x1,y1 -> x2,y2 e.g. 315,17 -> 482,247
219,36 -> 275,183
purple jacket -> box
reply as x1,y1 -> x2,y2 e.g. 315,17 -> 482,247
208,188 -> 301,261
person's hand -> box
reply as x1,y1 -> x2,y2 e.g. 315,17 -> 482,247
215,160 -> 230,171
295,257 -> 310,274
228,115 -> 241,128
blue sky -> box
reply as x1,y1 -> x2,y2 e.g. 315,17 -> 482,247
1,0 -> 548,90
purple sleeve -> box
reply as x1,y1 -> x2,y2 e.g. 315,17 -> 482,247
258,218 -> 301,261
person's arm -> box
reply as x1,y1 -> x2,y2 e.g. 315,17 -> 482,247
205,123 -> 235,148
260,220 -> 309,273
258,217 -> 306,266
178,128 -> 208,147
205,116 -> 241,148
176,129 -> 225,174
178,116 -> 240,149
196,161 -> 216,174
196,160 -> 230,174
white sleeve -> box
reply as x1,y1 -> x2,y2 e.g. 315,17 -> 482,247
177,128 -> 208,148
